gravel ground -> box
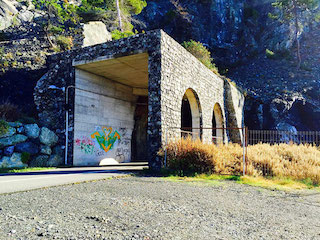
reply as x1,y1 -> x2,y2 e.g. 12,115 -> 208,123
0,176 -> 319,240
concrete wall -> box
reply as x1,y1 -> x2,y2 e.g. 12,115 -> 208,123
73,69 -> 137,166
159,32 -> 226,144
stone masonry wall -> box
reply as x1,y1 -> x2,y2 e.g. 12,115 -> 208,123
224,81 -> 245,143
159,31 -> 226,144
0,122 -> 63,168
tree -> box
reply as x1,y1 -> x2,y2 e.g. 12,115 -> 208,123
80,0 -> 146,32
271,0 -> 318,68
116,0 -> 123,31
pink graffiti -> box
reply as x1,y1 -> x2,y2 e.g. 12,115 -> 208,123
75,137 -> 95,155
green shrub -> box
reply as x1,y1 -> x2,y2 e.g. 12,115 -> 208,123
56,35 -> 73,50
77,7 -> 108,22
0,47 -> 5,72
111,29 -> 135,40
47,24 -> 65,34
266,48 -> 292,60
21,152 -> 31,165
182,40 -> 219,74
315,12 -> 320,22
266,49 -> 276,59
0,120 -> 9,136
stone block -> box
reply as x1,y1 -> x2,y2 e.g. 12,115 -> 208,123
0,153 -> 27,168
0,127 -> 16,138
47,154 -> 63,167
39,127 -> 58,146
4,146 -> 14,156
24,124 -> 40,138
29,155 -> 49,167
15,142 -> 39,155
40,145 -> 52,155
0,135 -> 28,148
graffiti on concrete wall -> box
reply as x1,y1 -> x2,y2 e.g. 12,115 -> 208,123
114,128 -> 130,161
75,137 -> 95,155
91,127 -> 121,153
75,126 -> 131,162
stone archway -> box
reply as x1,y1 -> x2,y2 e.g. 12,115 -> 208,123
212,103 -> 224,144
181,88 -> 202,138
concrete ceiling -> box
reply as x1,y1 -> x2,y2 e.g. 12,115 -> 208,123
75,53 -> 149,88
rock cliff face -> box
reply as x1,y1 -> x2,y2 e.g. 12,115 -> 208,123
138,0 -> 320,131
1,0 -> 319,131
0,1 -> 111,117
137,0 -> 245,64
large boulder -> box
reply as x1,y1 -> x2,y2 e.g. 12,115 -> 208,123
15,142 -> 39,155
0,0 -> 18,30
0,134 -> 28,148
39,127 -> 58,146
47,154 -> 63,167
0,153 -> 27,168
4,146 -> 14,156
24,124 -> 40,139
40,145 -> 52,155
17,10 -> 34,22
82,21 -> 112,47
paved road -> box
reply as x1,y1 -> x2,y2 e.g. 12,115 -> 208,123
0,164 -> 147,194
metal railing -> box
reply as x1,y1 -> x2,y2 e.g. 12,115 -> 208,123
248,130 -> 320,146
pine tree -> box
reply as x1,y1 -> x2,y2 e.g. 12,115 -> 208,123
271,0 -> 319,68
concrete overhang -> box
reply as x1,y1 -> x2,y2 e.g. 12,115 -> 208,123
73,52 -> 149,89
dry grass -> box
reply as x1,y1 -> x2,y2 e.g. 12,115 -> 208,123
161,138 -> 320,185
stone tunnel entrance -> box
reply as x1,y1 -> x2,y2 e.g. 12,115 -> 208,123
72,52 -> 149,166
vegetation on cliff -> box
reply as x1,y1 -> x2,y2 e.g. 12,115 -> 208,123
270,0 -> 319,68
32,0 -> 147,39
182,40 -> 219,74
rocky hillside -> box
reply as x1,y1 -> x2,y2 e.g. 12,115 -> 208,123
0,0 -> 319,131
229,24 -> 320,131
138,0 -> 320,131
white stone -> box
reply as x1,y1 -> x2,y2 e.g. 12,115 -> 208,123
82,21 -> 112,48
99,158 -> 119,166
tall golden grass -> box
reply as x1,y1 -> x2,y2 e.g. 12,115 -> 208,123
160,138 -> 320,184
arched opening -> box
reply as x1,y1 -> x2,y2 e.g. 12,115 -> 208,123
181,88 -> 202,138
213,103 -> 224,144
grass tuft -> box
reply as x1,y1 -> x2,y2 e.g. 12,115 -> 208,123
0,167 -> 56,174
